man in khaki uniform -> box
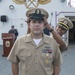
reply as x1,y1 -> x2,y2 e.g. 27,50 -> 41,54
44,17 -> 73,52
7,8 -> 61,75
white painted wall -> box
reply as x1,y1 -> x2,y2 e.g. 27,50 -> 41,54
0,0 -> 75,45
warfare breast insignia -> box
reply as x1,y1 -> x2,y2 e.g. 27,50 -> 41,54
42,47 -> 52,53
42,47 -> 53,64
45,59 -> 49,64
43,47 -> 53,64
42,47 -> 53,58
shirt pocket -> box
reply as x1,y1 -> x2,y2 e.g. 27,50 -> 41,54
19,51 -> 26,62
25,52 -> 32,60
25,52 -> 33,72
18,48 -> 32,61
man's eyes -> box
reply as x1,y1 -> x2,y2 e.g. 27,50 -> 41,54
32,21 -> 36,23
38,21 -> 42,23
59,26 -> 66,30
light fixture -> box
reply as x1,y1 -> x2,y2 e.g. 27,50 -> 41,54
9,5 -> 14,10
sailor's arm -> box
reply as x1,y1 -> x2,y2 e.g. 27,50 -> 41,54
44,21 -> 67,52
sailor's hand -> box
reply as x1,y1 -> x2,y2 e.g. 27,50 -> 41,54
44,17 -> 52,30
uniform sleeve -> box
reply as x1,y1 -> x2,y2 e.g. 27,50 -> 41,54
15,29 -> 19,36
7,40 -> 19,63
53,43 -> 62,66
8,30 -> 11,33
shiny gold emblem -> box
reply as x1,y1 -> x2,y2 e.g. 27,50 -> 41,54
38,0 -> 52,4
45,59 -> 49,64
12,0 -> 25,4
46,53 -> 49,57
12,0 -> 52,9
25,0 -> 39,9
36,9 -> 40,14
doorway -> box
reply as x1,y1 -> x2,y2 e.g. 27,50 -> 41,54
65,16 -> 75,45
66,16 -> 75,44
69,21 -> 75,44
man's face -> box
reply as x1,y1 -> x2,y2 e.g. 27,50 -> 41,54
11,26 -> 14,30
55,25 -> 67,36
28,20 -> 45,35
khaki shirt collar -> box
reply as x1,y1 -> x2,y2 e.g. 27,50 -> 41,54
43,34 -> 50,44
25,33 -> 49,44
25,33 -> 32,42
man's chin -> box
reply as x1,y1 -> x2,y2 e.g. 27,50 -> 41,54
34,31 -> 40,33
34,33 -> 40,35
34,31 -> 41,35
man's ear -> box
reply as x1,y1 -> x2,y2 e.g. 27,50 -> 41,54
27,23 -> 30,28
27,23 -> 31,34
27,28 -> 31,34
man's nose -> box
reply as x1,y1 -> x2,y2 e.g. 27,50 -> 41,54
58,27 -> 62,31
35,22 -> 39,26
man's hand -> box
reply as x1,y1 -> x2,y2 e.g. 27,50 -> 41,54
44,17 -> 52,30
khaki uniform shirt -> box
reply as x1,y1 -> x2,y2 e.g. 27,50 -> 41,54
7,34 -> 61,75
